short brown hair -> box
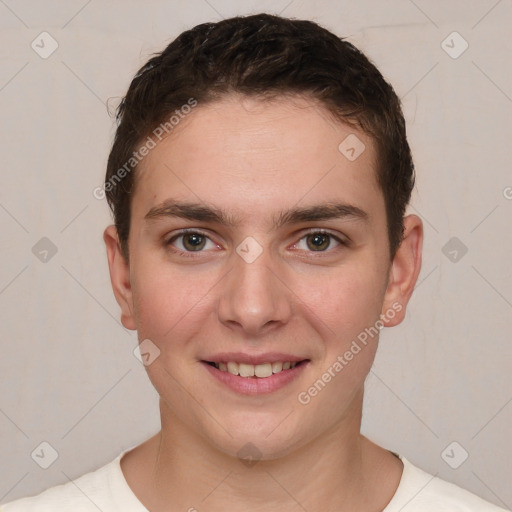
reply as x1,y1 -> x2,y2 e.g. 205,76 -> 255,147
105,13 -> 415,261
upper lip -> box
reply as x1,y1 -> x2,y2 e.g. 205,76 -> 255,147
202,352 -> 309,365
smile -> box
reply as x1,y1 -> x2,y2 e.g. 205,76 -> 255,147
202,359 -> 310,395
207,361 -> 301,378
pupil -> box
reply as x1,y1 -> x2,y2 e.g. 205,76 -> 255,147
185,234 -> 205,251
308,233 -> 329,251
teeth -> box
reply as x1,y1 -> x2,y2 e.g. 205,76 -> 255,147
239,363 -> 255,377
227,361 -> 239,376
255,363 -> 272,378
272,361 -> 283,373
214,361 -> 301,378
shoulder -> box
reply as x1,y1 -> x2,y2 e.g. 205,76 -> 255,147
0,453 -> 123,512
385,456 -> 510,512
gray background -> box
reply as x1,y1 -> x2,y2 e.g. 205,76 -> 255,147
0,0 -> 511,508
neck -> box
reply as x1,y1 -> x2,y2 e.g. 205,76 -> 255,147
121,388 -> 402,512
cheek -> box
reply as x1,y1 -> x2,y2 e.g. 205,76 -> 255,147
295,269 -> 384,418
297,261 -> 386,340
130,261 -> 209,342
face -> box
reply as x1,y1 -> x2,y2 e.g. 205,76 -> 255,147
105,94 -> 422,460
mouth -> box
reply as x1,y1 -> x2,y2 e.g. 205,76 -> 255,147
203,360 -> 308,378
201,357 -> 310,395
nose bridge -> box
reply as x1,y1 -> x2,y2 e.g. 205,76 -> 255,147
217,240 -> 291,334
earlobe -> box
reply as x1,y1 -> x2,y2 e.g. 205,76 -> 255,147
381,214 -> 423,327
103,225 -> 137,330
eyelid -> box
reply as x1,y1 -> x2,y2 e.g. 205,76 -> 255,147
304,227 -> 348,239
165,228 -> 220,254
292,228 -> 349,246
166,227 -> 213,242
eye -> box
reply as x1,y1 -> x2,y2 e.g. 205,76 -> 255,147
293,231 -> 344,252
167,230 -> 218,252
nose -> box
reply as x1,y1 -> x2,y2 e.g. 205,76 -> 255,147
217,246 -> 292,337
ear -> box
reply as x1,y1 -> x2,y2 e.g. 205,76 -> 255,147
381,214 -> 423,327
103,225 -> 137,330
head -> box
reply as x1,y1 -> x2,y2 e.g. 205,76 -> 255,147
104,14 -> 422,461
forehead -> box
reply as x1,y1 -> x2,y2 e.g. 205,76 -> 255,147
132,94 -> 382,225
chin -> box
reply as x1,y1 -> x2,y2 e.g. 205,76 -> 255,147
201,412 -> 312,463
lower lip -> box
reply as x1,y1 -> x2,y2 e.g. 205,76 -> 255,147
201,361 -> 309,395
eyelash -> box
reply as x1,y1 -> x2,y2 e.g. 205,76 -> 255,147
164,228 -> 348,258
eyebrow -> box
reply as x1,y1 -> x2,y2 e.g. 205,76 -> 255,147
144,199 -> 369,228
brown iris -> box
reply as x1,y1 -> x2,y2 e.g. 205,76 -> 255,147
306,233 -> 330,251
182,233 -> 206,251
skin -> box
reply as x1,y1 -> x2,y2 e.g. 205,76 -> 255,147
104,94 -> 423,512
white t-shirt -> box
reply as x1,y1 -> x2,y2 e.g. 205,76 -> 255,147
1,448 -> 509,511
